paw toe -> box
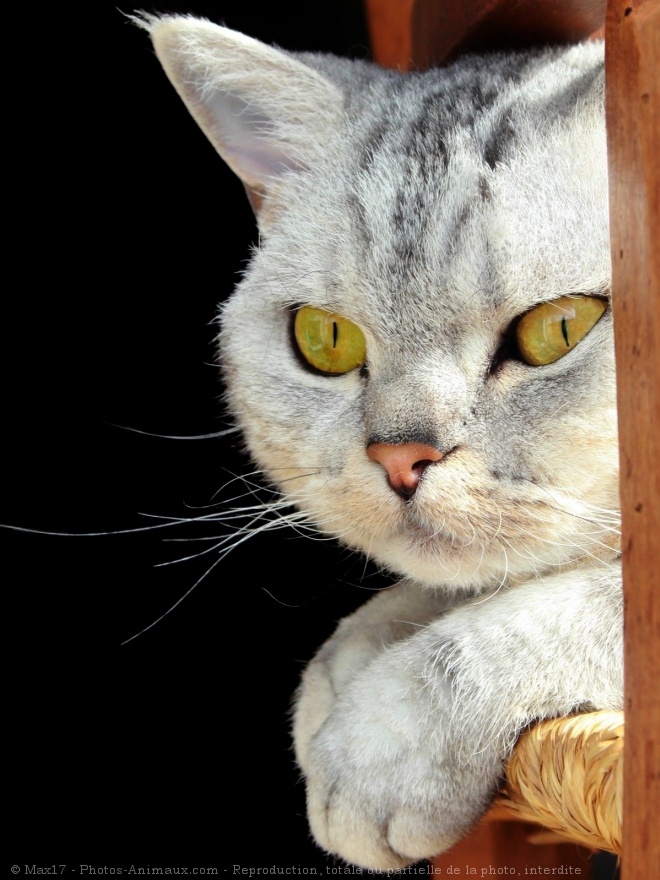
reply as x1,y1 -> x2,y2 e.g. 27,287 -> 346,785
307,787 -> 411,870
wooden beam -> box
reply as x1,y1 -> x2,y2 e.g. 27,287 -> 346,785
605,2 -> 660,878
366,0 -> 606,68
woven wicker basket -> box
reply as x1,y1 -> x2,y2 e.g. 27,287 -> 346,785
489,710 -> 623,854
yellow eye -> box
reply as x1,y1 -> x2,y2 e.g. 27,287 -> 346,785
516,295 -> 607,366
293,306 -> 366,375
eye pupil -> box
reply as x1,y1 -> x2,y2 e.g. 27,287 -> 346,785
561,317 -> 570,347
332,321 -> 338,349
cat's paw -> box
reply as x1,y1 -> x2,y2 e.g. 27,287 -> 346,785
293,655 -> 338,772
301,661 -> 498,869
294,584 -> 454,775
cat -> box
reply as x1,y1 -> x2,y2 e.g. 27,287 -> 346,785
136,13 -> 623,870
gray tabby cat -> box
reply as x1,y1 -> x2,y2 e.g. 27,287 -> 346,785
138,14 -> 622,869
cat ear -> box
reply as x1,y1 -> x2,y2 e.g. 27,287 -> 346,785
139,15 -> 344,222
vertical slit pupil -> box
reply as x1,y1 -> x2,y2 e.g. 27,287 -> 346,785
332,321 -> 338,348
561,317 -> 570,347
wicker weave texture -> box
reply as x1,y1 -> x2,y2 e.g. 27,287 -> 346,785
494,711 -> 623,854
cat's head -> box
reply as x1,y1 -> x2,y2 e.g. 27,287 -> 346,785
142,15 -> 618,592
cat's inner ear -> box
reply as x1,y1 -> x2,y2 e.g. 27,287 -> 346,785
145,16 -> 345,222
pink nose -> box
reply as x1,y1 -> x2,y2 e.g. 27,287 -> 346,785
367,441 -> 444,499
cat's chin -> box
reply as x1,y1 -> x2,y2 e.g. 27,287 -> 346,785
369,535 -> 514,592
359,523 -> 618,593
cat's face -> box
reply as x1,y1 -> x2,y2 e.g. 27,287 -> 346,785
145,17 -> 618,591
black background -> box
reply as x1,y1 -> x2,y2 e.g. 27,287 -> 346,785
5,4 -> 618,877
